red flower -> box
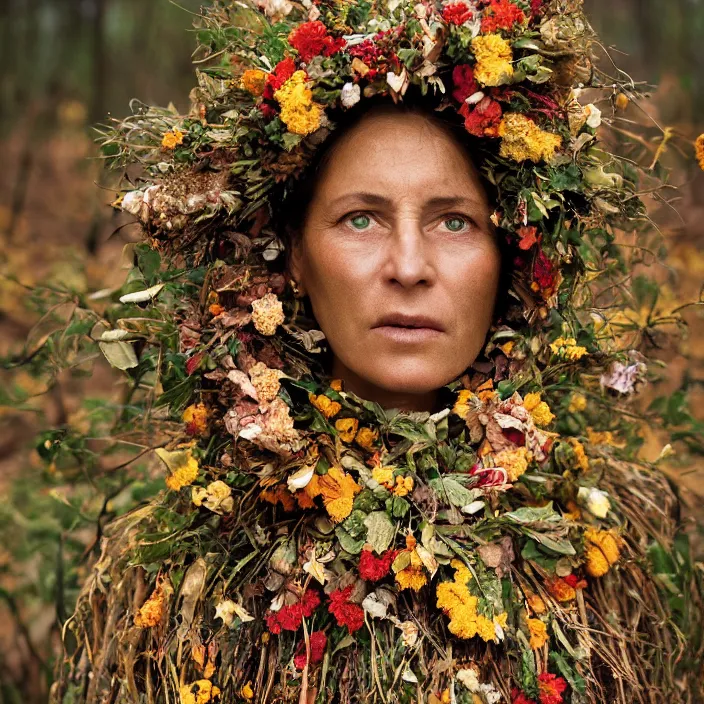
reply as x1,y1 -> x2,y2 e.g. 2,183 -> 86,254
442,1 -> 473,26
538,673 -> 568,704
563,573 -> 588,589
470,462 -> 509,488
328,585 -> 365,633
461,96 -> 503,137
533,250 -> 557,292
530,0 -> 544,17
288,21 -> 345,63
511,689 -> 536,704
359,548 -> 398,582
452,64 -> 479,104
347,28 -> 402,82
517,225 -> 539,250
293,630 -> 327,669
481,0 -> 526,33
262,57 -> 298,100
265,589 -> 321,634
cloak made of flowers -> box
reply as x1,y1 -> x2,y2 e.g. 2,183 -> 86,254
51,1 -> 703,704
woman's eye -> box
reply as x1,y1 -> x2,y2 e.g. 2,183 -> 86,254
347,213 -> 372,230
443,216 -> 470,232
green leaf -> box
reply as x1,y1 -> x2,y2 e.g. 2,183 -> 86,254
364,511 -> 395,554
335,525 -> 366,555
504,502 -> 560,524
98,340 -> 139,370
523,529 -> 576,556
429,476 -> 478,508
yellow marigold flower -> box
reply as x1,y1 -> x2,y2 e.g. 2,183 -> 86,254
452,389 -> 474,419
615,92 -> 630,111
179,680 -> 221,704
586,427 -> 620,446
134,586 -> 165,628
355,426 -> 379,451
498,113 -> 562,163
492,446 -> 531,482
585,529 -> 621,577
162,128 -> 185,149
395,565 -> 428,591
527,593 -> 547,614
249,362 -> 283,402
523,393 -> 554,427
568,438 -> 589,472
527,617 -> 548,649
471,34 -> 514,86
335,417 -> 359,442
371,466 -> 394,487
240,69 -> 267,96
696,134 -> 704,171
546,577 -> 576,602
240,682 -> 255,700
251,292 -> 285,336
273,71 -> 323,136
476,614 -> 497,642
550,336 -> 587,360
568,393 -> 587,413
183,403 -> 209,436
329,378 -> 343,391
309,392 -> 341,419
306,464 -> 362,523
157,447 -> 200,491
441,690 -> 451,704
393,475 -> 414,497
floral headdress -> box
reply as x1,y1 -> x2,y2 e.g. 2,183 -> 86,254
48,2 -> 704,704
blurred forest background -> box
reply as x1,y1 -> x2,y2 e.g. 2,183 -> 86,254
0,0 -> 703,701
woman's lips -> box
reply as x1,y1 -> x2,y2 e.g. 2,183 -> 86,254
373,325 -> 444,343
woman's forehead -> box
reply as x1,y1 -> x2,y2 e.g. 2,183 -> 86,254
317,113 -> 485,198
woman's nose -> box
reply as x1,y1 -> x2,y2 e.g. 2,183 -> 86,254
384,217 -> 435,288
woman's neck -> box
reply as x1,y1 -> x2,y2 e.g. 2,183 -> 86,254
329,358 -> 440,413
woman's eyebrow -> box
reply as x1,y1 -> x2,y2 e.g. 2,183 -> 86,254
329,192 -> 484,210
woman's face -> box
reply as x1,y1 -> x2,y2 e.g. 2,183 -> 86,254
290,110 -> 501,411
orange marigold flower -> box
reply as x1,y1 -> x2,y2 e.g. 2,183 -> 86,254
527,617 -> 548,649
260,484 -> 296,512
329,378 -> 343,391
161,128 -> 185,150
392,475 -> 414,497
696,134 -> 704,171
335,417 -> 359,442
309,393 -> 341,419
527,593 -> 547,614
355,426 -> 379,451
240,69 -> 267,96
135,586 -> 165,628
545,576 -> 576,602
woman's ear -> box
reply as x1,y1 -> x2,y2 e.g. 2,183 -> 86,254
287,230 -> 307,297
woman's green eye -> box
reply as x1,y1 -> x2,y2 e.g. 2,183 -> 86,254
350,214 -> 371,229
445,217 -> 466,232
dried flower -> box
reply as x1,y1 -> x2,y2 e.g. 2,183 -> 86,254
251,293 -> 285,335
335,417 -> 359,442
523,393 -> 555,427
157,447 -> 200,491
498,113 -> 562,162
578,486 -> 610,518
192,480 -> 234,514
162,128 -> 185,149
568,393 -> 587,413
328,585 -> 365,633
183,403 -> 209,436
492,447 -> 531,481
273,71 -> 323,136
527,617 -> 548,649
355,426 -> 379,450
134,586 -> 165,628
249,362 -> 283,402
471,34 -> 514,87
550,336 -> 588,361
293,630 -> 327,669
481,0 -> 526,33
179,680 -> 221,704
309,393 -> 341,419
305,464 -> 362,523
359,547 -> 397,581
240,69 -> 267,96
695,134 -> 704,170
585,528 -> 621,577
